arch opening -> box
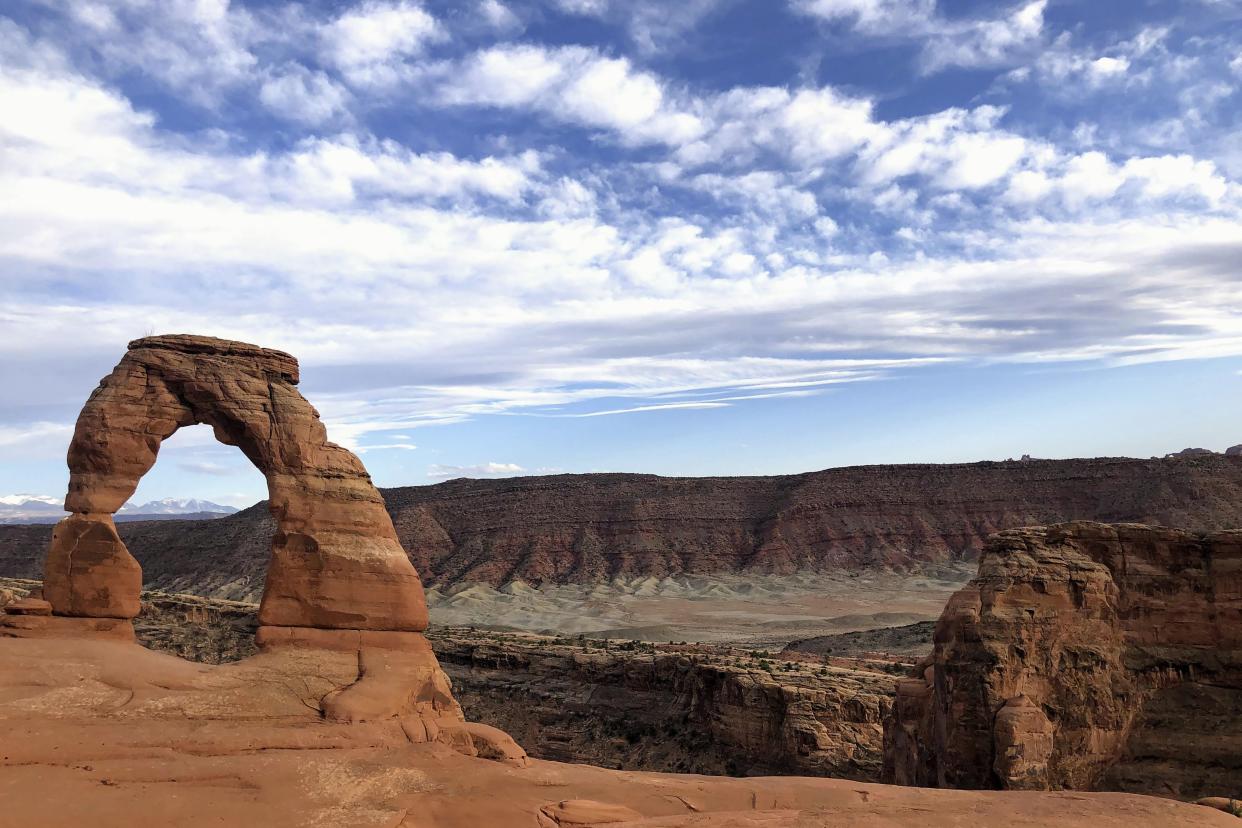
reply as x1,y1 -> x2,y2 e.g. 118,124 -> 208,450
36,334 -> 428,636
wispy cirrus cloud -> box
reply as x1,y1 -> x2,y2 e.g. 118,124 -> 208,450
0,0 -> 1240,494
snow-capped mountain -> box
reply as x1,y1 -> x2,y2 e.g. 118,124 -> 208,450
0,495 -> 239,524
0,495 -> 65,522
117,498 -> 238,515
0,494 -> 61,507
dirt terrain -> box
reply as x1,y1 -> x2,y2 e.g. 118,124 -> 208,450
782,622 -> 936,659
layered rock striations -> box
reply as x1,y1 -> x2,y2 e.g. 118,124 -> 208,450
1,334 -> 523,762
6,456 -> 1242,595
433,631 -> 895,780
46,334 -> 426,633
883,521 -> 1242,800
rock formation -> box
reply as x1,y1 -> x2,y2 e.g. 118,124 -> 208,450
6,455 -> 1242,596
43,334 -> 425,634
1,334 -> 521,758
433,631 -> 894,780
0,633 -> 1232,826
883,521 -> 1242,800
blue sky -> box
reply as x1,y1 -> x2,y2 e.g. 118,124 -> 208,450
1,0 -> 1241,508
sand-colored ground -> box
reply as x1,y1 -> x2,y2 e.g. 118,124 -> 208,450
0,636 -> 1231,827
425,567 -> 973,647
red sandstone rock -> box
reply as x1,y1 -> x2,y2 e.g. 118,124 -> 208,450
883,521 -> 1242,800
1,334 -> 482,742
40,334 -> 426,631
2,596 -> 52,616
42,514 -> 142,618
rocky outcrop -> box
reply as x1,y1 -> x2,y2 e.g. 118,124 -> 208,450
433,632 -> 896,780
6,456 -> 1242,596
883,522 -> 1242,800
43,334 -> 426,633
0,335 -> 520,761
1,638 -> 1228,828
3,577 -> 895,780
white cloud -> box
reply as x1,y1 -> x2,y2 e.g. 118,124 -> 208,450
1,6 -> 1241,463
553,0 -> 610,15
436,45 -> 705,145
259,65 -> 350,125
1002,150 -> 1230,207
793,0 -> 1047,74
268,137 -> 543,204
78,0 -> 260,103
920,1 -> 1046,73
323,0 -> 443,85
427,462 -> 527,478
478,0 -> 521,31
790,0 -> 935,32
1002,30 -> 1154,95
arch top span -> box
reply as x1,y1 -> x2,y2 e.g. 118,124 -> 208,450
43,333 -> 428,634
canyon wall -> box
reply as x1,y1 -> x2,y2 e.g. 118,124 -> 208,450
3,456 -> 1242,594
432,632 -> 895,779
0,579 -> 896,781
883,521 -> 1242,800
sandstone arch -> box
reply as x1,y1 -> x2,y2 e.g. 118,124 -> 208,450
41,334 -> 427,634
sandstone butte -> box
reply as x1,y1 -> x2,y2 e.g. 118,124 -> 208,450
885,521 -> 1242,802
0,334 -> 1232,827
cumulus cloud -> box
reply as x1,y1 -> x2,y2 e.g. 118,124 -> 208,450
259,64 -> 350,125
920,1 -> 1046,73
434,45 -> 705,145
793,0 -> 1047,74
0,0 -> 1240,469
323,0 -> 443,86
427,462 -> 527,478
477,0 -> 521,32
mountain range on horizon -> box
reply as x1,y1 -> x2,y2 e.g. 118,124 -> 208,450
0,496 -> 239,524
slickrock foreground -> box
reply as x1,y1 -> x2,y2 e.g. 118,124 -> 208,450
0,636 -> 1231,827
885,521 -> 1242,800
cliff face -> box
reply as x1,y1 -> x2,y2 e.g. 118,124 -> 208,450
3,456 -> 1242,593
883,522 -> 1242,800
431,632 -> 896,780
0,579 -> 897,782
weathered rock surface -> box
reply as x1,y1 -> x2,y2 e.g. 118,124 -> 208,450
432,631 -> 896,780
0,634 -> 1230,827
883,521 -> 1242,800
45,334 -> 427,632
2,578 -> 900,782
6,455 -> 1242,596
2,335 -> 479,748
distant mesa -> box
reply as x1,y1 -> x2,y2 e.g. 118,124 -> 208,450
1165,446 -> 1218,458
